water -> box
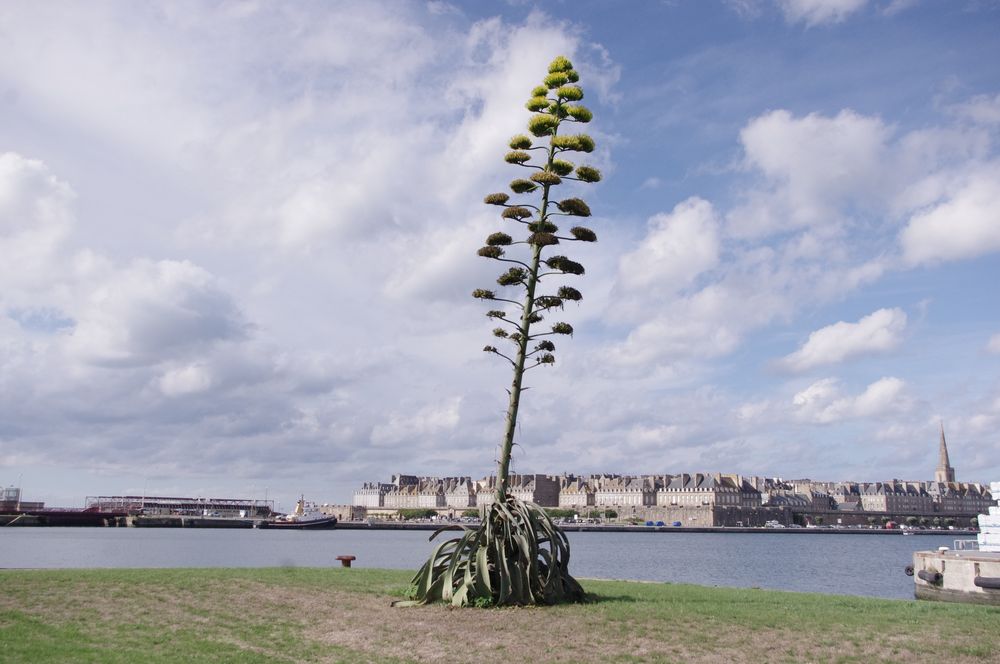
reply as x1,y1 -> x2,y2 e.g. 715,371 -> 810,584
2,528 -> 954,600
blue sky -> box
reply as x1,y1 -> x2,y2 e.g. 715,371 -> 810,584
1,0 -> 998,510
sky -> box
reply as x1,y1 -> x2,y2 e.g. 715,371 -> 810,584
1,0 -> 999,510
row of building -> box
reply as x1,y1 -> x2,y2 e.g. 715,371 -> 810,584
353,473 -> 992,515
350,431 -> 993,525
354,473 -> 765,510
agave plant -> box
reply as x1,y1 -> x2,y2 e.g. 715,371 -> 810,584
397,55 -> 599,608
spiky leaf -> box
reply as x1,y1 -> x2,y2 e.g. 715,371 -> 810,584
487,232 -> 512,246
557,198 -> 591,216
484,193 -> 510,207
570,226 -> 597,242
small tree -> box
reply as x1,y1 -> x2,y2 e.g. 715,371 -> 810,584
399,56 -> 598,607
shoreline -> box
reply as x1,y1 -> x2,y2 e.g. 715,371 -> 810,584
340,521 -> 976,536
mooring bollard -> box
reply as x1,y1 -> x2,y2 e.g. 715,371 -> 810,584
336,555 -> 356,568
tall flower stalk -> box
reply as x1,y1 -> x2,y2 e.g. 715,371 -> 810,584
477,55 -> 600,499
398,56 -> 599,608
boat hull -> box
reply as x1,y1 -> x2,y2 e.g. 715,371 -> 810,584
259,517 -> 338,530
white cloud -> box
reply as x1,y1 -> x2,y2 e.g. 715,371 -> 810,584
617,197 -> 720,295
987,333 -> 1000,355
370,397 -> 463,447
899,163 -> 1000,265
951,93 -> 1000,125
729,109 -> 890,237
793,376 -> 907,423
67,259 -> 248,367
780,307 -> 907,371
882,0 -> 919,16
0,153 -> 76,300
2,4 -> 999,500
724,0 -> 766,19
776,0 -> 869,26
158,364 -> 212,396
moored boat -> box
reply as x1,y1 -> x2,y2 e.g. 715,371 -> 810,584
260,496 -> 337,530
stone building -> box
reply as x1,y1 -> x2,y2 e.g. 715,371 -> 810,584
442,477 -> 476,508
928,482 -> 994,514
558,476 -> 594,508
859,481 -> 933,514
383,479 -> 446,509
594,475 -> 657,507
476,474 -> 559,508
657,473 -> 761,509
352,482 -> 393,508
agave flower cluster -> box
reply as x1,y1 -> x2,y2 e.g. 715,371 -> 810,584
398,56 -> 597,608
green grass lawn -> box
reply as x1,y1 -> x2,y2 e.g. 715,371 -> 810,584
2,568 -> 998,663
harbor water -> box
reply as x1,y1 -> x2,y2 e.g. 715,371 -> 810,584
2,528 -> 955,600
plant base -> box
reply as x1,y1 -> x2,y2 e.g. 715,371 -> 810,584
394,496 -> 584,607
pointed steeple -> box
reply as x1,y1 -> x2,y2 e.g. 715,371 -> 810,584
935,421 -> 956,483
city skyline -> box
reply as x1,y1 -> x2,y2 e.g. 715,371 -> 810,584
2,1 -> 999,507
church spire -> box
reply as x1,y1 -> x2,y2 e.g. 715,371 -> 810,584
935,421 -> 955,483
